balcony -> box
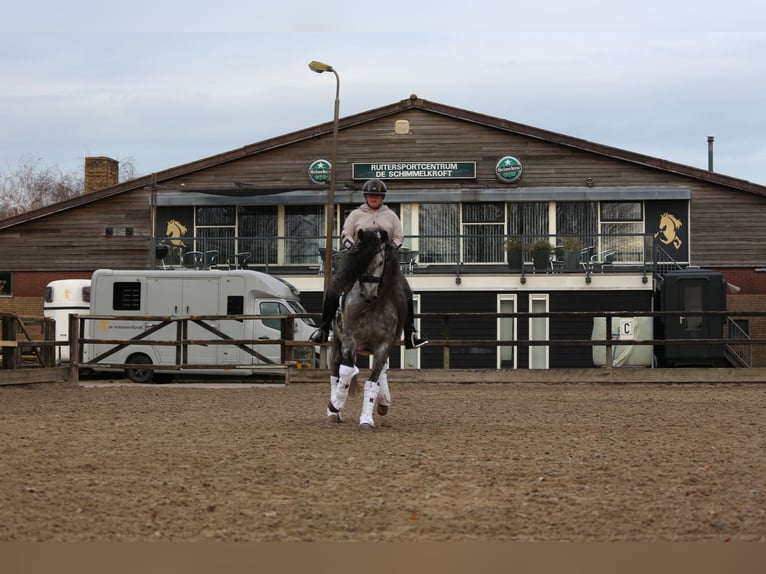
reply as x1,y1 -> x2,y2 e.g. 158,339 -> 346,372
152,233 -> 678,283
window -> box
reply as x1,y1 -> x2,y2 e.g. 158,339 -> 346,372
508,202 -> 549,258
227,295 -> 244,315
419,204 -> 459,263
0,271 -> 12,296
113,282 -> 141,311
196,207 -> 236,265
556,202 -> 598,247
463,203 -> 504,263
600,202 -> 643,262
259,301 -> 290,331
285,205 -> 324,265
238,206 -> 278,266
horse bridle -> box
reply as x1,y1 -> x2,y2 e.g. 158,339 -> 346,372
359,243 -> 387,287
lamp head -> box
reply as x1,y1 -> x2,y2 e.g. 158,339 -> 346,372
309,60 -> 334,73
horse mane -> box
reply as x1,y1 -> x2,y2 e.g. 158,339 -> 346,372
335,227 -> 392,285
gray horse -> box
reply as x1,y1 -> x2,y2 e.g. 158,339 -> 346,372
326,228 -> 408,430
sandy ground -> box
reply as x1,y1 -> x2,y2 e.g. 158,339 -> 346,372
1,379 -> 765,542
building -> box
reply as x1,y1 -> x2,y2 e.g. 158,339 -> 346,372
2,95 -> 766,368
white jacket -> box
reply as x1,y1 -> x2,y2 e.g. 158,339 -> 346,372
341,203 -> 404,250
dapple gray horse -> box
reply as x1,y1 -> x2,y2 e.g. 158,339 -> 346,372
326,228 -> 408,430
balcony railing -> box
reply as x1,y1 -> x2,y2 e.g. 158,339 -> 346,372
152,233 -> 677,276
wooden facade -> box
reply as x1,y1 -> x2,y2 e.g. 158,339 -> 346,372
2,96 -> 766,368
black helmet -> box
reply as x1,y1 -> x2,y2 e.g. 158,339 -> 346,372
362,178 -> 387,195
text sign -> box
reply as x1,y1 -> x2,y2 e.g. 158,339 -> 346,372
352,162 -> 476,180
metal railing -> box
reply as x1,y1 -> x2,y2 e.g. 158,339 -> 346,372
152,233 -> 670,276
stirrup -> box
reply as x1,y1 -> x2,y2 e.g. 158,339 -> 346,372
405,333 -> 429,349
309,329 -> 326,344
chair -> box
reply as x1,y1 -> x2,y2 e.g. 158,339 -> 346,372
204,250 -> 219,269
155,244 -> 169,269
182,251 -> 203,269
236,252 -> 250,269
588,249 -> 617,273
399,247 -> 418,274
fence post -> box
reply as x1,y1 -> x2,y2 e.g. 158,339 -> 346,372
68,314 -> 79,385
1,314 -> 19,369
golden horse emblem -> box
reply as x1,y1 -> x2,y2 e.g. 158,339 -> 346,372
655,212 -> 683,249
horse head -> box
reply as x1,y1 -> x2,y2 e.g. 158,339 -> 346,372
166,219 -> 188,248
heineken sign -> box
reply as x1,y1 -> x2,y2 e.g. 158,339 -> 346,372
308,159 -> 332,184
353,162 -> 476,180
495,155 -> 523,183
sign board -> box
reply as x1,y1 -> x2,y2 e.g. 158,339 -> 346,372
352,162 -> 476,180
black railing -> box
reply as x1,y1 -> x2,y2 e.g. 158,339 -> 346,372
152,233 -> 675,276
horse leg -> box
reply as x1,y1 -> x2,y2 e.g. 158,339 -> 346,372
328,363 -> 358,423
376,367 -> 390,416
359,354 -> 390,430
326,375 -> 342,423
359,379 -> 380,431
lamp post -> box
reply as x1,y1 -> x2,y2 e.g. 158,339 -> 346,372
308,60 -> 340,297
309,60 -> 339,365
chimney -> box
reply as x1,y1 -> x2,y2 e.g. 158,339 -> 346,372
84,156 -> 119,193
707,136 -> 714,172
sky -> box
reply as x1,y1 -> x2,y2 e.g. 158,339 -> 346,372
2,2 -> 766,185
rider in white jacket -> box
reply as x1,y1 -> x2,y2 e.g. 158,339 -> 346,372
310,178 -> 429,349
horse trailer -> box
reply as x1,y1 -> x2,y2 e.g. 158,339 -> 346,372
79,269 -> 319,382
44,278 -> 91,363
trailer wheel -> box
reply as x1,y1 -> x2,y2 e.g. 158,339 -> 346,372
125,354 -> 155,384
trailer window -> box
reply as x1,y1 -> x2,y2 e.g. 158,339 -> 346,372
227,295 -> 244,316
260,301 -> 289,331
113,282 -> 141,311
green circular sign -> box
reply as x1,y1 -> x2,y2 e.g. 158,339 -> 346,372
496,155 -> 523,183
308,159 -> 332,184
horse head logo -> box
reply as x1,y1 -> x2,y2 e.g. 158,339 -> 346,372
165,219 -> 188,248
654,212 -> 683,249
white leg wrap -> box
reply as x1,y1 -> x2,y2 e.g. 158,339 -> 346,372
327,376 -> 342,418
359,379 -> 380,427
377,371 -> 391,407
332,365 -> 358,411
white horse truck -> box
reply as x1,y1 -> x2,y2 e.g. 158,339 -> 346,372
81,269 -> 319,383
44,278 -> 91,364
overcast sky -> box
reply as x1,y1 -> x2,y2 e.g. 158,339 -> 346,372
3,2 -> 765,185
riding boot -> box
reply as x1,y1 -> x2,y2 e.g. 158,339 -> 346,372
404,298 -> 429,349
310,286 -> 340,343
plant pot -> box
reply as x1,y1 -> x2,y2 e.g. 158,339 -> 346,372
507,250 -> 523,272
532,249 -> 550,272
564,251 -> 581,271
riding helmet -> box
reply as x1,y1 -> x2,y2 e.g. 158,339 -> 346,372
362,178 -> 387,196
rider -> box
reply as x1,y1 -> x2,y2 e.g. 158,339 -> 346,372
310,178 -> 429,349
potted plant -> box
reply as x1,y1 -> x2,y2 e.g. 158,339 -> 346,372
504,237 -> 524,271
561,237 -> 585,271
530,239 -> 553,272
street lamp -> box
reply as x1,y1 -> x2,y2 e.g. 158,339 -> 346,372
308,60 -> 340,296
309,60 -> 339,365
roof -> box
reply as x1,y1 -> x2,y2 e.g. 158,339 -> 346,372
3,95 -> 765,230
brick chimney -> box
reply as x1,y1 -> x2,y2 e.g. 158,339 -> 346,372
84,156 -> 119,193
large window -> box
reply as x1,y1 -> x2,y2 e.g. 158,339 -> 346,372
238,206 -> 278,266
508,202 -> 549,252
556,201 -> 598,244
463,203 -> 504,263
285,205 -> 323,265
419,204 -> 459,264
600,202 -> 643,262
196,207 -> 236,266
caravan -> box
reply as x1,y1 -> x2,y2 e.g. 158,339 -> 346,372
78,269 -> 318,382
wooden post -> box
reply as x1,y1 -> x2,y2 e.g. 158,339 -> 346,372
2,314 -> 19,369
68,314 -> 80,385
